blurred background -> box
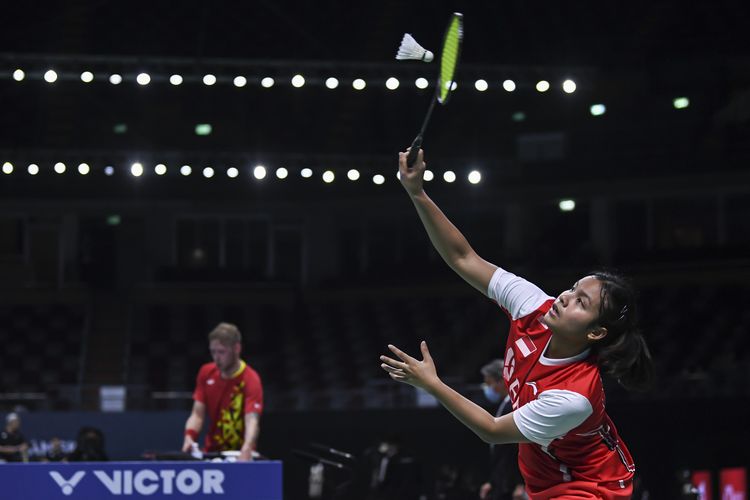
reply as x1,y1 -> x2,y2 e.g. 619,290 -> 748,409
1,1 -> 749,498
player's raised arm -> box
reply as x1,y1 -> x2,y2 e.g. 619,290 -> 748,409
399,148 -> 497,295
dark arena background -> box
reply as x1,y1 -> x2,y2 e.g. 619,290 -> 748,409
1,1 -> 749,499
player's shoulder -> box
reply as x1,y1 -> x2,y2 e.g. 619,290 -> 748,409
558,361 -> 604,398
198,362 -> 219,377
242,362 -> 262,380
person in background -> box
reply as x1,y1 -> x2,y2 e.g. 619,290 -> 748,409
182,322 -> 263,461
45,437 -> 67,462
68,426 -> 108,462
0,413 -> 29,462
478,360 -> 525,500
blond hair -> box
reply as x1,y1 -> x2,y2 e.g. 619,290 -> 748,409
208,322 -> 242,346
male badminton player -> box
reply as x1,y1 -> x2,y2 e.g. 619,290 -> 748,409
182,323 -> 263,461
380,149 -> 653,499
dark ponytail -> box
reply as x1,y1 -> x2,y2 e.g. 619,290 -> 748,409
590,271 -> 654,392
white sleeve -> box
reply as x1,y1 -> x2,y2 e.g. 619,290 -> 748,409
512,390 -> 593,447
487,267 -> 553,320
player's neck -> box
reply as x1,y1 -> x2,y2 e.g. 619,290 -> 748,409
546,335 -> 589,360
220,359 -> 243,379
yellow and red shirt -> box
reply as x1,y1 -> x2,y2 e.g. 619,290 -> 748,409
193,360 -> 263,452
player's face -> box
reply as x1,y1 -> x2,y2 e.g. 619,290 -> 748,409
6,418 -> 19,432
543,276 -> 603,342
209,340 -> 239,371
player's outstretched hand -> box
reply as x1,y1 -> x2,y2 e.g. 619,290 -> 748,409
398,148 -> 426,197
380,341 -> 440,392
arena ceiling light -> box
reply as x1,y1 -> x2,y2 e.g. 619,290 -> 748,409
590,104 -> 606,116
322,170 -> 335,183
202,74 -> 217,86
136,73 -> 151,85
468,170 -> 482,184
424,170 -> 434,181
559,199 -> 576,211
154,164 -> 167,175
474,79 -> 488,91
253,165 -> 267,179
535,80 -> 550,92
372,174 -> 385,185
562,79 -> 576,93
502,79 -> 516,92
80,71 -> 94,83
202,167 -> 215,178
169,74 -> 183,86
275,167 -> 288,179
443,171 -> 456,183
233,76 -> 247,87
261,77 -> 275,88
352,78 -> 366,90
180,165 -> 192,176
12,69 -> 25,81
227,167 -> 239,178
325,77 -> 339,89
104,166 -> 115,176
300,168 -> 313,178
130,162 -> 144,177
27,163 -> 39,175
109,74 -> 123,85
673,97 -> 689,109
347,169 -> 360,181
77,163 -> 90,175
44,70 -> 58,83
291,74 -> 305,88
385,77 -> 399,90
415,77 -> 429,89
2,162 -> 13,174
54,162 -> 66,174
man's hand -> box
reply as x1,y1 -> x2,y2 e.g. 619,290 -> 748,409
181,435 -> 195,454
238,447 -> 254,462
512,483 -> 526,499
479,482 -> 492,499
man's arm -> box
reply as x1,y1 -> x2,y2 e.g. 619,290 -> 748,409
239,412 -> 260,461
399,150 -> 497,295
181,400 -> 206,452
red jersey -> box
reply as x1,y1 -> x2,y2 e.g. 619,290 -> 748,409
193,360 -> 263,452
488,268 -> 634,498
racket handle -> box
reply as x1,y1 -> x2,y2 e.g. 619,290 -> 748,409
406,135 -> 423,168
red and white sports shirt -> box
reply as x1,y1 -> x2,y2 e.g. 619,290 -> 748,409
488,268 -> 635,497
193,360 -> 263,452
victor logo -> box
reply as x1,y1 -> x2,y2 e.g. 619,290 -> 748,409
49,469 -> 226,496
49,471 -> 86,496
94,469 -> 225,495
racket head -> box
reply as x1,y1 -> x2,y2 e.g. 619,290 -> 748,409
437,12 -> 464,105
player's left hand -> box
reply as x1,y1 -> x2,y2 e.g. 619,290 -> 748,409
380,341 -> 440,392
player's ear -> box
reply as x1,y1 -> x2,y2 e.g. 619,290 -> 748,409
587,327 -> 608,342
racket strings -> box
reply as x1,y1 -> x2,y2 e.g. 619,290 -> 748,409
438,17 -> 463,103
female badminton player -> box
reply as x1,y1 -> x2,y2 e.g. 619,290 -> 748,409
380,148 -> 654,499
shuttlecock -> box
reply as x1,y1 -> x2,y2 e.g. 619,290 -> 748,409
396,33 -> 434,62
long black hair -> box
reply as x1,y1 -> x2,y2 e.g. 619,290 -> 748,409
589,271 -> 654,391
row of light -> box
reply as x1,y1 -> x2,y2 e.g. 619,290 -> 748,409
10,69 -> 584,93
1,162 -> 485,185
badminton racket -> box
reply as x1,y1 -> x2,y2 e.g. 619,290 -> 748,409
406,12 -> 464,167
